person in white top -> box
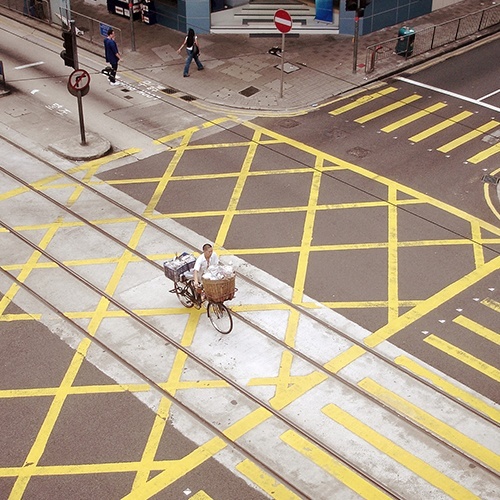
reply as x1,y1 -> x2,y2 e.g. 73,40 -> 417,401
177,28 -> 204,77
193,243 -> 219,287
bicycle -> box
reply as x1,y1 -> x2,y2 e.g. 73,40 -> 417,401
164,254 -> 234,334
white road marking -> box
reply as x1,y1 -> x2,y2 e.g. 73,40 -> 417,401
396,76 -> 500,113
478,88 -> 500,102
15,62 -> 44,70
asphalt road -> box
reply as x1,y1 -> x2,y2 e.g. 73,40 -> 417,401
1,18 -> 499,499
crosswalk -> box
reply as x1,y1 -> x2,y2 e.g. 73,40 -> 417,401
329,85 -> 500,164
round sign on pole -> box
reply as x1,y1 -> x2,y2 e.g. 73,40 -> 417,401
69,69 -> 91,92
274,9 -> 292,34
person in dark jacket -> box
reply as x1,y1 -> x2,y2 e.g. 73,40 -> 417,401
177,28 -> 203,77
104,28 -> 121,85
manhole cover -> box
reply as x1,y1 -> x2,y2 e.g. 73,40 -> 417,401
240,86 -> 260,97
324,128 -> 347,139
347,147 -> 370,158
279,119 -> 300,128
180,95 -> 196,102
482,174 -> 500,184
161,87 -> 178,95
275,62 -> 301,74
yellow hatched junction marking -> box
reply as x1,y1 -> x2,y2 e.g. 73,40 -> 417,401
1,115 -> 500,497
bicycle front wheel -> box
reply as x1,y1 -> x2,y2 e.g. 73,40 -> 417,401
174,280 -> 194,308
207,302 -> 233,334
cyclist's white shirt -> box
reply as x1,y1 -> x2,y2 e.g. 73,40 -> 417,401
194,252 -> 219,277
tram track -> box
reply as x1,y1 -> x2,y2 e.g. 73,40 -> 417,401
0,143 -> 499,497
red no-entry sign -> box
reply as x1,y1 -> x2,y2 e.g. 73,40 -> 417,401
274,9 -> 292,33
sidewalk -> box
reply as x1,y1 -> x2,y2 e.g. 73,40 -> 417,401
3,0 -> 499,113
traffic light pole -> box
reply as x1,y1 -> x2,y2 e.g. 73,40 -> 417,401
70,21 -> 86,146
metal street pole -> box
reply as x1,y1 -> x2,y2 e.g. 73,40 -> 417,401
129,1 -> 136,51
69,21 -> 86,145
280,32 -> 285,98
352,13 -> 359,73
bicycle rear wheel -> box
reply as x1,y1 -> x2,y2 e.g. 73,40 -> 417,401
174,280 -> 194,308
207,302 -> 233,334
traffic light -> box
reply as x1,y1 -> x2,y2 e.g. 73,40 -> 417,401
60,30 -> 75,69
346,0 -> 358,11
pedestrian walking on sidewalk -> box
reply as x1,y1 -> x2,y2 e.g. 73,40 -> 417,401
177,28 -> 204,77
104,28 -> 121,85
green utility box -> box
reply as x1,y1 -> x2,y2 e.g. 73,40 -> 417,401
395,26 -> 415,57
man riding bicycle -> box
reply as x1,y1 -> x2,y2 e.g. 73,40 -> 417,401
193,243 -> 219,298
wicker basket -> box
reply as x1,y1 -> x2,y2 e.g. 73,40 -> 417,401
202,275 -> 236,303
163,253 -> 195,282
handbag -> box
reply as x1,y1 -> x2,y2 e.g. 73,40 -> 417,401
192,42 -> 199,57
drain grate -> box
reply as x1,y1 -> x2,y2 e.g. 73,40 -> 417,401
482,174 -> 500,185
120,88 -> 130,92
240,86 -> 260,97
180,95 -> 196,102
161,87 -> 178,95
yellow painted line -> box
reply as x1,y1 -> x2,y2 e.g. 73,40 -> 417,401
355,95 -> 423,124
364,256 -> 500,347
0,313 -> 41,321
482,297 -> 500,312
395,355 -> 500,424
424,335 -> 500,382
381,102 -> 448,133
293,156 -> 324,303
281,430 -> 391,499
0,384 -> 150,399
409,111 -> 473,142
468,142 -> 500,164
453,315 -> 500,345
321,300 -> 421,308
387,185 -> 399,323
437,120 -> 499,153
215,129 -> 260,247
236,459 -> 301,500
322,404 -> 480,499
190,492 -> 213,500
124,437 -> 228,499
359,378 -> 500,472
324,345 -> 366,373
153,117 -> 232,144
329,86 -> 398,115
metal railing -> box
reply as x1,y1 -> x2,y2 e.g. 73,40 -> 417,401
0,0 -> 51,24
60,8 -> 123,49
365,3 -> 500,74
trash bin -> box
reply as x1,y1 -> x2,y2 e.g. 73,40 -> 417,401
395,26 -> 415,57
